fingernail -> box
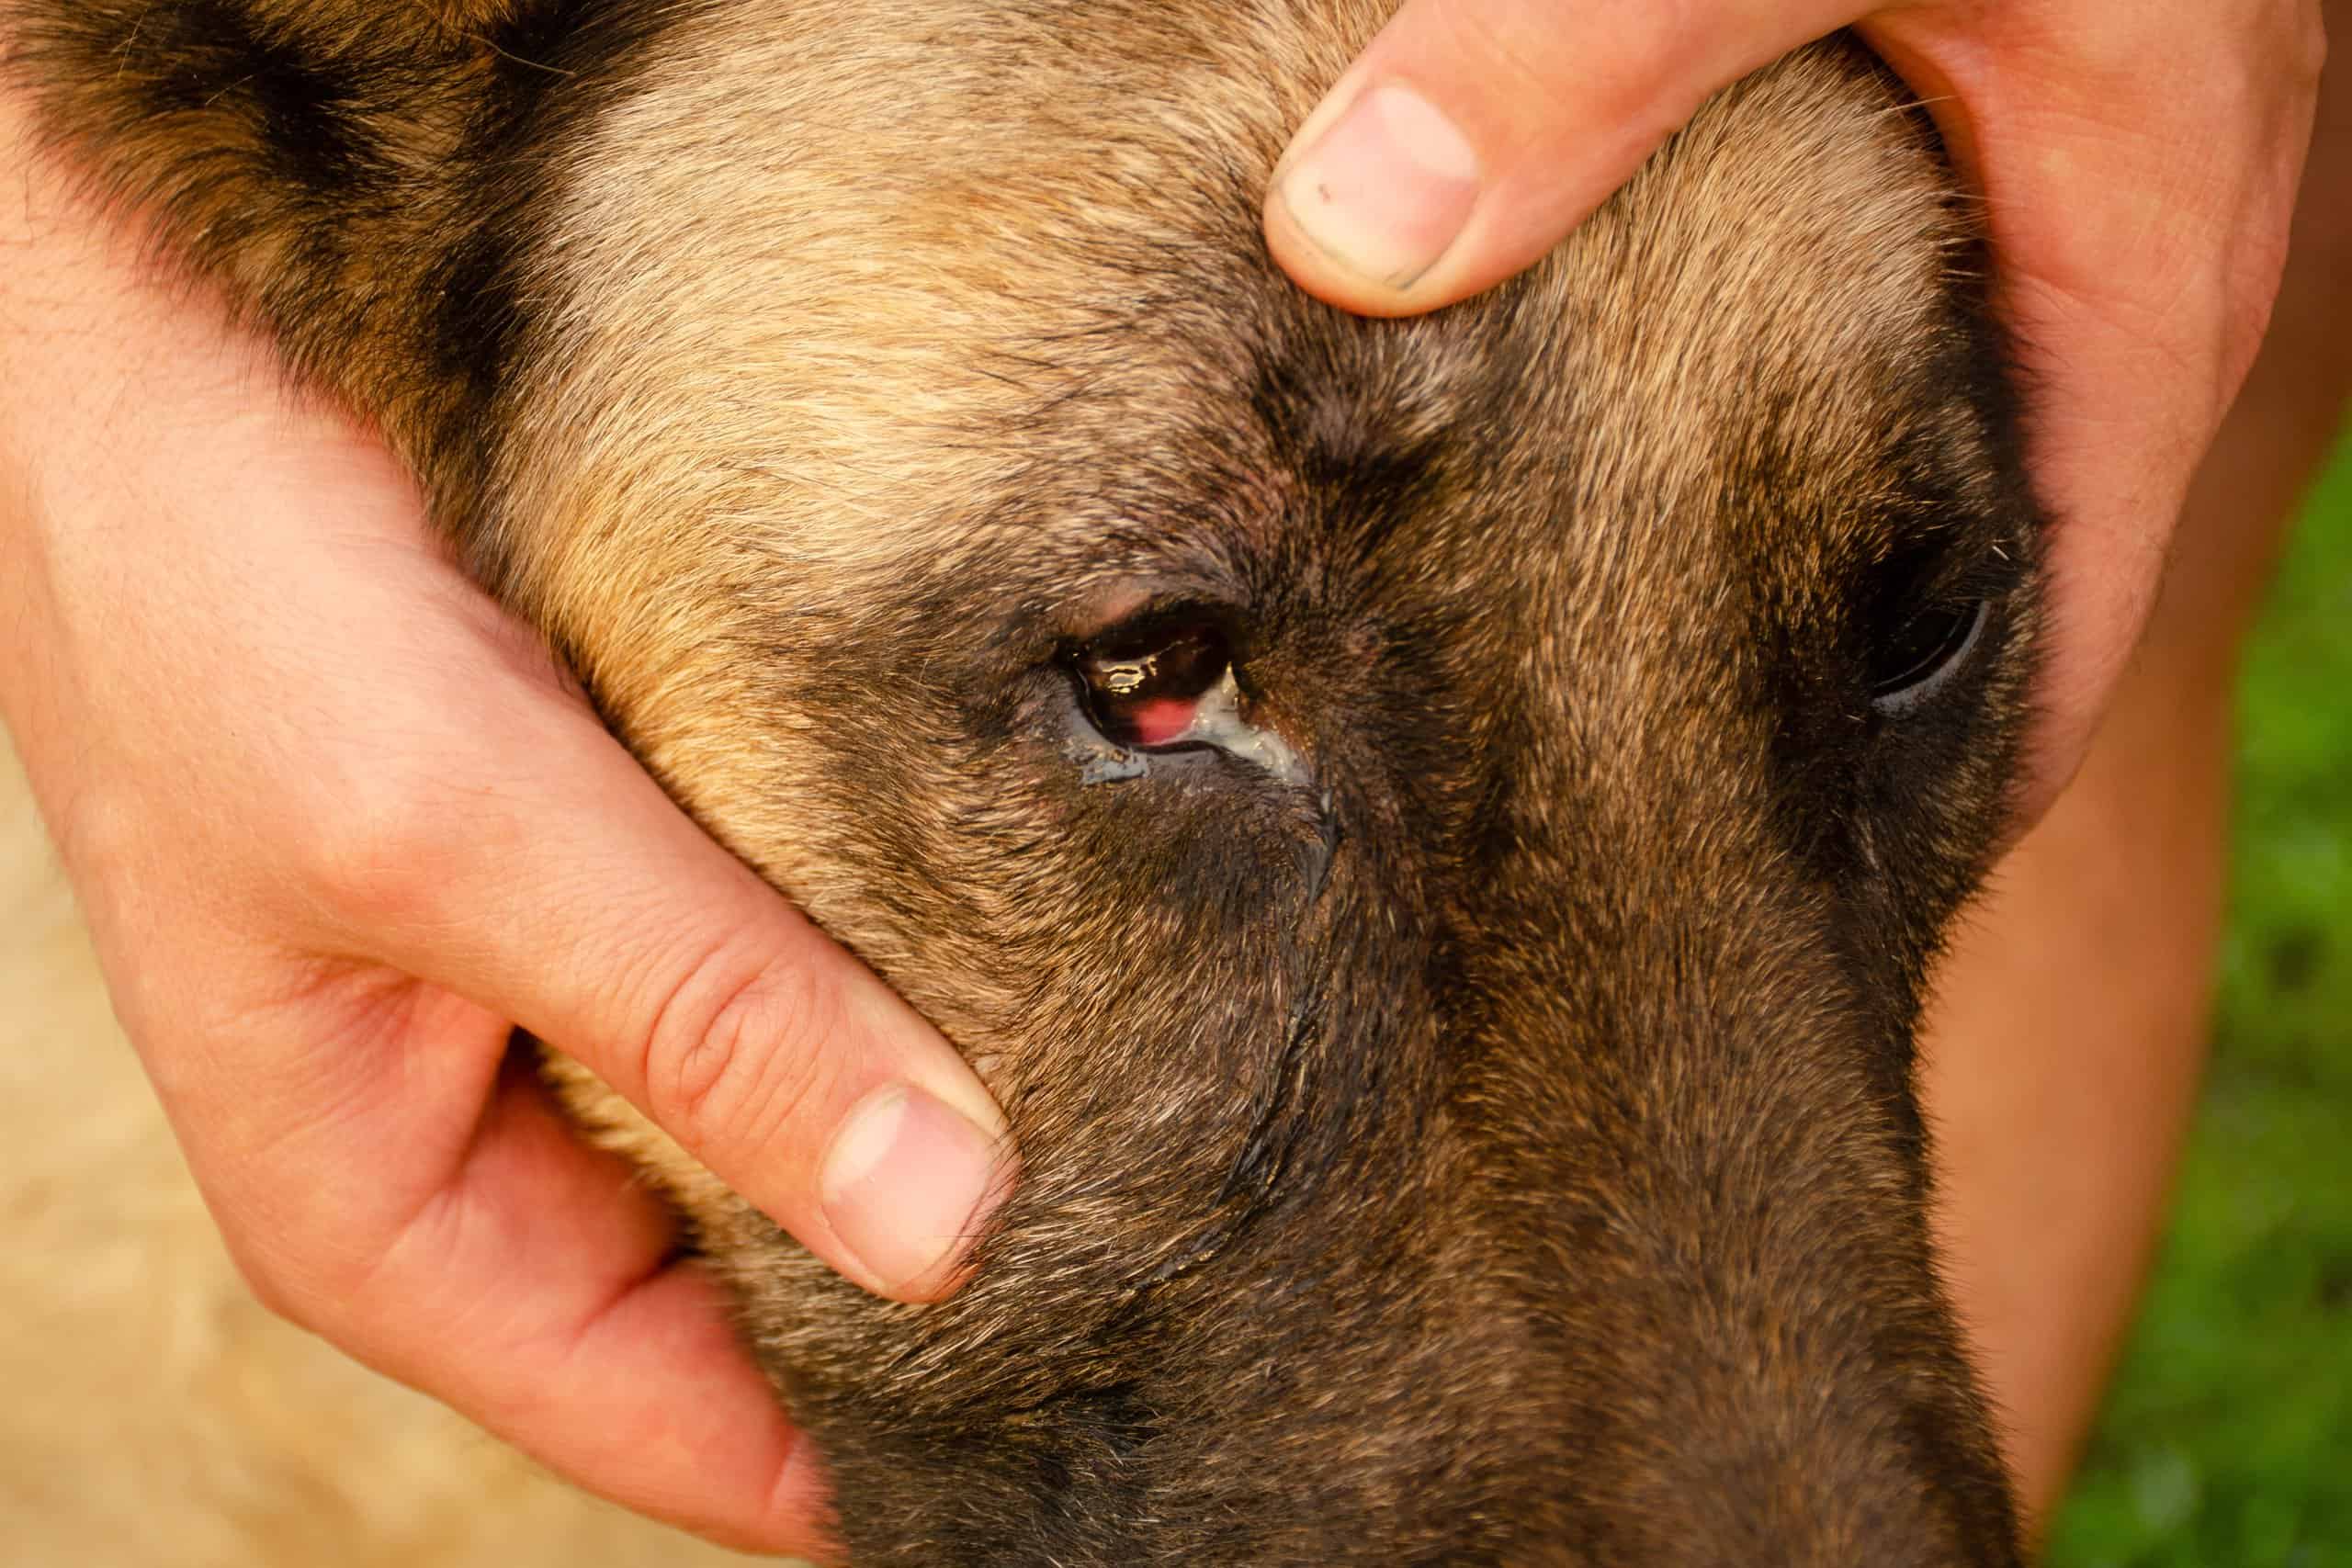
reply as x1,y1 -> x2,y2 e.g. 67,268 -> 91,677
821,1085 -> 1009,1294
1276,83 -> 1483,290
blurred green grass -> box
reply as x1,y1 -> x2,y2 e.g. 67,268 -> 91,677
2043,424 -> 2352,1568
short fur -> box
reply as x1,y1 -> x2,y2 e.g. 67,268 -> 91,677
1,3 -> 2040,1563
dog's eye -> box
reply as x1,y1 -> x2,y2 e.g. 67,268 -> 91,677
1070,614 -> 1233,748
1868,599 -> 1988,717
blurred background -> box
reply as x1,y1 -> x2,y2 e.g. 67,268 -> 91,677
2046,427 -> 2352,1566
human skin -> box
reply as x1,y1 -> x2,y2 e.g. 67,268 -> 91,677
0,3 -> 2330,1557
1259,0 -> 2338,1528
1923,33 -> 2352,1522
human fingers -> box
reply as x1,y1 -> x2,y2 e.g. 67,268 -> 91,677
66,419 -> 1016,1312
0,349 -> 833,1563
1264,0 -> 1865,314
0,93 -> 967,1553
0,176 -> 841,1555
312,604 -> 1018,1306
0,80 -> 1011,1313
179,981 -> 838,1555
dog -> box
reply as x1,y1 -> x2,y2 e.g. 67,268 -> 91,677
0,3 -> 2040,1562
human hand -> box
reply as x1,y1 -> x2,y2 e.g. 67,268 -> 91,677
1264,0 -> 2324,822
0,97 -> 1010,1558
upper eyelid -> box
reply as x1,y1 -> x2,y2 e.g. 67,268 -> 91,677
1854,533 -> 2028,634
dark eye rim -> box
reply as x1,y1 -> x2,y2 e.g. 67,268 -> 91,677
1868,597 -> 1992,717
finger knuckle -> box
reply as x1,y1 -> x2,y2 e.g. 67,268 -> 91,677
299,768 -> 444,927
47,780 -> 142,889
1570,0 -> 1694,103
637,946 -> 843,1156
1606,0 -> 1698,76
1431,0 -> 1695,151
1432,6 -> 1567,113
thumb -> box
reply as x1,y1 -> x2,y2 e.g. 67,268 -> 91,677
1267,0 -> 1862,315
366,656 -> 1014,1305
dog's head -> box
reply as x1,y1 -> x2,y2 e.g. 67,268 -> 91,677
496,16 -> 2036,1562
6,2 -> 2039,1560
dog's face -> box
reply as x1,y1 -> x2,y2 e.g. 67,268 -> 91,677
502,18 -> 2037,1562
5,2 -> 2036,1561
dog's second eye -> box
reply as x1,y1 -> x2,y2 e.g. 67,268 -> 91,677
1868,599 -> 1989,716
1072,615 -> 1233,748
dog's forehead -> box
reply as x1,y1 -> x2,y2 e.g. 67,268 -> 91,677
499,14 -> 1969,677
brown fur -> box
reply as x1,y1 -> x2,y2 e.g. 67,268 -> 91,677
1,3 -> 2040,1562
